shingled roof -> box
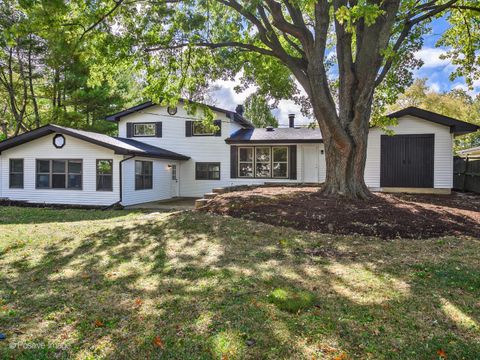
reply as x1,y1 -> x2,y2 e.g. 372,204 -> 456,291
0,124 -> 190,160
225,127 -> 323,144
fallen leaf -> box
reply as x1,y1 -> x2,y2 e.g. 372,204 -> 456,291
135,298 -> 143,306
334,353 -> 348,360
94,320 -> 104,328
153,336 -> 164,349
437,349 -> 447,358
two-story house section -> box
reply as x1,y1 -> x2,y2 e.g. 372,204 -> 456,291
0,99 -> 477,207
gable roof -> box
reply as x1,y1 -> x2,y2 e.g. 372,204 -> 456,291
387,107 -> 479,135
105,99 -> 254,128
226,127 -> 323,144
0,125 -> 190,160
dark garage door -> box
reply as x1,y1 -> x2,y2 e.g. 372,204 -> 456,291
380,134 -> 434,188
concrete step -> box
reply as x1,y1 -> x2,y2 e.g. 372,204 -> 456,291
204,193 -> 218,199
195,199 -> 210,209
212,188 -> 227,194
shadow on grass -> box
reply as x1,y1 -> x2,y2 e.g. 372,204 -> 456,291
1,211 -> 479,359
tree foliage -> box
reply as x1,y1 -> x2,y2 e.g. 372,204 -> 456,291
389,78 -> 480,151
243,93 -> 279,127
0,0 -> 137,137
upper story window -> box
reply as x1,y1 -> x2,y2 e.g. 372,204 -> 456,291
36,159 -> 82,190
192,121 -> 215,136
134,123 -> 156,137
186,120 -> 221,137
9,159 -> 24,189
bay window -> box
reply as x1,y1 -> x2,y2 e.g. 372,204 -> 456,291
237,146 -> 289,179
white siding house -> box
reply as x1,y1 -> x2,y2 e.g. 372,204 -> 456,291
0,103 -> 477,207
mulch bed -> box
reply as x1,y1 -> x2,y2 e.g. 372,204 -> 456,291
200,186 -> 480,239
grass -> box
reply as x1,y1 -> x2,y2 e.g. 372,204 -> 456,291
0,206 -> 479,359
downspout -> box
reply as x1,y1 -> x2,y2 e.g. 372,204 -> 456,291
103,154 -> 135,210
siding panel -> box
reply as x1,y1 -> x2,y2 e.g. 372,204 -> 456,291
0,135 -> 122,206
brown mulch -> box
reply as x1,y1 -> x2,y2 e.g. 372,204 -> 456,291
200,186 -> 480,239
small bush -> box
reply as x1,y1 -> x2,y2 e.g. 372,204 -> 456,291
268,287 -> 316,313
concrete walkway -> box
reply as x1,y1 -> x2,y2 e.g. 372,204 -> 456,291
125,197 -> 198,211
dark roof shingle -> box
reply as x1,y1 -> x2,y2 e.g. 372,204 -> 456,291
225,127 -> 323,143
0,125 -> 190,160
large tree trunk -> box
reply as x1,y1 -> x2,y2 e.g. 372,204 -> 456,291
308,79 -> 373,199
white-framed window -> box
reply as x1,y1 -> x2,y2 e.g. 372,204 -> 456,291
255,147 -> 271,178
192,121 -> 215,136
9,159 -> 24,189
96,159 -> 113,191
134,123 -> 156,137
36,159 -> 83,190
135,160 -> 153,190
237,146 -> 289,179
272,147 -> 289,178
238,147 -> 254,177
195,163 -> 220,180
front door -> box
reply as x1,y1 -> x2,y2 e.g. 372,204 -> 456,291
380,134 -> 434,188
170,164 -> 179,197
303,145 -> 319,183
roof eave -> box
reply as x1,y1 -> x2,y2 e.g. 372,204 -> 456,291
225,139 -> 323,144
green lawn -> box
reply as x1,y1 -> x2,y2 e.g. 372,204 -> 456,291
0,206 -> 479,359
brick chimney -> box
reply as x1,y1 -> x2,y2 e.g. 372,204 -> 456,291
288,114 -> 295,128
235,104 -> 245,115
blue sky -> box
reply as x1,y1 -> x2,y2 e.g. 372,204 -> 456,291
212,18 -> 479,126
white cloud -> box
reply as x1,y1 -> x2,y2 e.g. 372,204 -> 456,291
428,82 -> 441,93
415,47 -> 453,69
212,75 -> 312,127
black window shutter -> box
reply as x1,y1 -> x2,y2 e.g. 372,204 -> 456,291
185,121 -> 192,137
214,120 -> 222,136
126,123 -> 133,138
230,146 -> 238,178
289,145 -> 297,180
156,122 -> 162,137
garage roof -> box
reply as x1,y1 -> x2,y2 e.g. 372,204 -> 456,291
0,124 -> 190,160
387,107 -> 479,135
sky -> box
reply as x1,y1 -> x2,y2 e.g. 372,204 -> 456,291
211,18 -> 479,127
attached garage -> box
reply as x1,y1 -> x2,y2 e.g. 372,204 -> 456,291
380,134 -> 434,188
365,107 -> 479,194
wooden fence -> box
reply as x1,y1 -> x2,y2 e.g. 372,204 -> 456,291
453,156 -> 480,193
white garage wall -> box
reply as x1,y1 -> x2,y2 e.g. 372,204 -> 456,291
0,134 -> 123,206
365,115 -> 453,189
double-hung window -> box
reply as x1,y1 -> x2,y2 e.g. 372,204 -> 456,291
97,160 -> 113,191
134,123 -> 156,137
195,163 -> 220,180
9,159 -> 24,189
255,147 -> 271,178
272,147 -> 288,178
192,121 -> 215,136
238,148 -> 254,177
36,159 -> 82,189
135,161 -> 153,190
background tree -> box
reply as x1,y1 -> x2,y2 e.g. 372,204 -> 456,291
0,0 -> 137,137
244,93 -> 279,127
389,78 -> 480,151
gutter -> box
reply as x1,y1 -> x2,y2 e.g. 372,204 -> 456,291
104,154 -> 135,210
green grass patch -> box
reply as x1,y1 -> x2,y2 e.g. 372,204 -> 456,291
268,287 -> 317,313
0,206 -> 479,359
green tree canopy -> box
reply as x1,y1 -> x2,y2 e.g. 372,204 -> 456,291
243,93 -> 279,127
